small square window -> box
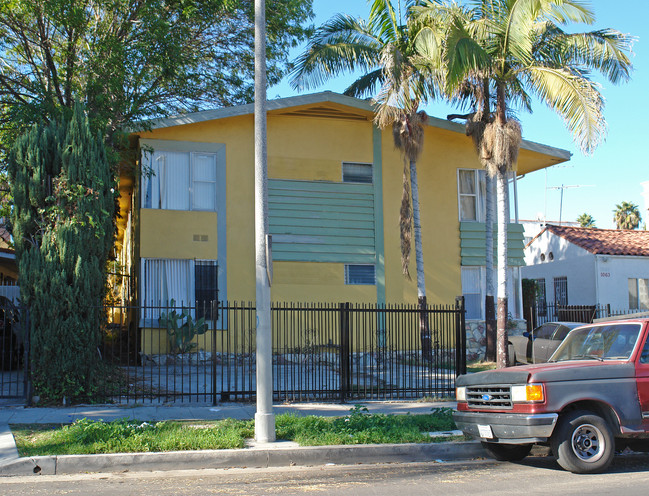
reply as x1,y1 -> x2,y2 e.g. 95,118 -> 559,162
345,264 -> 376,285
342,163 -> 373,184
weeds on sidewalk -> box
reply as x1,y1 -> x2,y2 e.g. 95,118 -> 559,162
12,407 -> 458,457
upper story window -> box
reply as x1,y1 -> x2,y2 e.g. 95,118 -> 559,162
142,150 -> 218,211
457,169 -> 486,222
342,162 -> 373,184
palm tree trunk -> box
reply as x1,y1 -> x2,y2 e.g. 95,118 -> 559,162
496,169 -> 509,369
410,159 -> 432,361
485,173 -> 496,361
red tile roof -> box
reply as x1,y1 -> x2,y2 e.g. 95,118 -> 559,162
542,224 -> 649,256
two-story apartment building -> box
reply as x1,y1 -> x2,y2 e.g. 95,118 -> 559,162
114,92 -> 570,331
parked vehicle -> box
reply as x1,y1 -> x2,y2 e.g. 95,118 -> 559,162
509,322 -> 583,364
454,318 -> 649,473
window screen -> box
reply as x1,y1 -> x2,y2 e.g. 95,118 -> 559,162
342,163 -> 373,184
345,264 -> 376,285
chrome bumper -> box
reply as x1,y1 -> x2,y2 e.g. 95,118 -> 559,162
453,410 -> 559,444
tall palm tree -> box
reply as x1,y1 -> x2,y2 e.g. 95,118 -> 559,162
415,0 -> 633,367
613,202 -> 641,230
290,0 -> 443,360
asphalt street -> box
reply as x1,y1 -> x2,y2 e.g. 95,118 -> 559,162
3,454 -> 649,496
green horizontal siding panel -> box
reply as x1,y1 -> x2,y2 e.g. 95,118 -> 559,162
272,251 -> 376,264
269,178 -> 376,263
459,221 -> 525,267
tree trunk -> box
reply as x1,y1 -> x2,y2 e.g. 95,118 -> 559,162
496,169 -> 509,368
485,173 -> 496,361
410,159 -> 432,361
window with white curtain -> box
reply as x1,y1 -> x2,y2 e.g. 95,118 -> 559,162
457,169 -> 487,222
142,150 -> 217,211
461,267 -> 482,319
141,259 -> 195,322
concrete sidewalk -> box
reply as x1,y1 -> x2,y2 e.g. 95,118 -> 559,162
0,400 -> 484,477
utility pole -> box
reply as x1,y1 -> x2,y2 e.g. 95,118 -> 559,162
254,0 -> 275,443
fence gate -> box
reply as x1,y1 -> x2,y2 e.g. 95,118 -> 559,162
0,301 -> 29,402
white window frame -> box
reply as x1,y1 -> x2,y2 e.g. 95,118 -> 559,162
629,278 -> 649,310
457,169 -> 486,222
142,150 -> 218,212
461,267 -> 483,320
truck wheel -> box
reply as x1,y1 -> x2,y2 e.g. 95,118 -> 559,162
551,410 -> 614,474
481,442 -> 533,461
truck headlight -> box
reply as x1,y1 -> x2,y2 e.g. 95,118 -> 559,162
511,384 -> 544,402
456,386 -> 466,402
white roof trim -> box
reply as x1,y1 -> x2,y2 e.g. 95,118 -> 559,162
138,91 -> 571,162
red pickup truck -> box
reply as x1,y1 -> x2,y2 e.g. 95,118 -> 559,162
453,318 -> 649,473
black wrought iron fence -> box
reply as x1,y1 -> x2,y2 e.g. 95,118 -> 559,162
527,302 -> 642,329
99,299 -> 466,404
0,299 -> 29,401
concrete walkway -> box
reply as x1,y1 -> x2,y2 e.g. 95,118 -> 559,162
0,400 -> 485,477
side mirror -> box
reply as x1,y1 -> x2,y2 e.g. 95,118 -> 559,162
523,331 -> 531,338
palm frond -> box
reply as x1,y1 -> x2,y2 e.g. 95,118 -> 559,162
343,68 -> 384,98
369,0 -> 401,43
525,65 -> 605,154
444,16 -> 492,90
541,0 -> 596,25
289,14 -> 382,91
557,29 -> 634,85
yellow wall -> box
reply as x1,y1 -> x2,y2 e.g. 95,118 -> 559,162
137,103 -> 562,308
140,209 -> 218,259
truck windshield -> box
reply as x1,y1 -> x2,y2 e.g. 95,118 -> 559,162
549,323 -> 642,362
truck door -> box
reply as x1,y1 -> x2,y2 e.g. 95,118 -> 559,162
635,325 -> 649,427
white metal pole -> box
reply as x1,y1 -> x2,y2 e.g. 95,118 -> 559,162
254,0 -> 275,443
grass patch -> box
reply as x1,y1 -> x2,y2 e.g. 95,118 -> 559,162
12,406 -> 458,456
467,361 -> 497,373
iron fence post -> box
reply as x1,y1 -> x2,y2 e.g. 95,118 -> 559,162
339,302 -> 350,402
22,305 -> 31,404
455,296 -> 467,376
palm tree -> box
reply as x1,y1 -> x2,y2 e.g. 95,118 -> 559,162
576,213 -> 596,228
613,202 -> 642,230
415,0 -> 633,367
290,0 -> 442,360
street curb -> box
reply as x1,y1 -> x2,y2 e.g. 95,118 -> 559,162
0,441 -> 487,477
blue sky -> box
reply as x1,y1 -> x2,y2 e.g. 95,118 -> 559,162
269,0 -> 648,229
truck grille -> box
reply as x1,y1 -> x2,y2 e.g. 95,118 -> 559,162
466,385 -> 513,409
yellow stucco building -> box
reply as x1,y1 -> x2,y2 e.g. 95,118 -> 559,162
115,92 -> 570,328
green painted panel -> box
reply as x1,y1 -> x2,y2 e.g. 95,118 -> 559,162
269,209 -> 375,222
272,252 -> 376,264
459,221 -> 525,267
268,178 -> 376,263
271,227 -> 375,239
270,218 -> 374,230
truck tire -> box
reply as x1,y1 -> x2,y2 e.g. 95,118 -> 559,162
551,410 -> 615,474
481,442 -> 533,461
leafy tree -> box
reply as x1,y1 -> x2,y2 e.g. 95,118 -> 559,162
0,0 -> 314,152
577,213 -> 596,228
415,0 -> 633,367
613,201 -> 642,230
290,0 -> 441,360
8,104 -> 116,403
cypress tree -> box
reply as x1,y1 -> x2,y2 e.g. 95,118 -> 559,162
8,104 -> 116,403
